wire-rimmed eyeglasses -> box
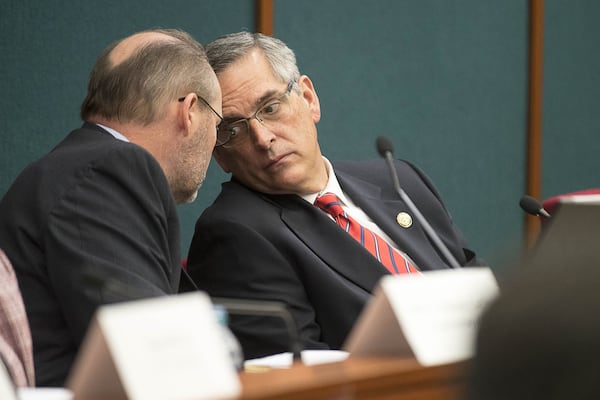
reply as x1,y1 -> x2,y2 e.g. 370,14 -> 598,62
215,81 -> 295,147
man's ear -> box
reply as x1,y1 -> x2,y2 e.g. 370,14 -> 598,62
177,93 -> 198,136
298,75 -> 321,124
212,147 -> 231,173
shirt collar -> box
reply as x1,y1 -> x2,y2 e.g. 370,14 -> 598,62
95,123 -> 129,142
302,157 -> 350,206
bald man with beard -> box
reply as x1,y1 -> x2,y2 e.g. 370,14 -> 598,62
0,29 -> 222,386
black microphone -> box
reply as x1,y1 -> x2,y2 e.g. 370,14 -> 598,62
519,195 -> 551,218
376,136 -> 462,269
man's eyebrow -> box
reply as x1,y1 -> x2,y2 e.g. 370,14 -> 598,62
253,89 -> 280,106
222,88 -> 281,121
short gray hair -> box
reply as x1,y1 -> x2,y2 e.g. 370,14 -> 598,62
206,32 -> 300,87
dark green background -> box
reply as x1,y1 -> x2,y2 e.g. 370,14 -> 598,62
1,1 -> 598,270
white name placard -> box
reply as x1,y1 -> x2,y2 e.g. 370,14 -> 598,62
67,292 -> 240,400
344,267 -> 499,365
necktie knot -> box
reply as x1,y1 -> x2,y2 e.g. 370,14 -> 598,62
314,192 -> 345,218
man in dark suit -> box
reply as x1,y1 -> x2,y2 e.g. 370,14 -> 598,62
183,32 -> 482,360
0,29 -> 222,386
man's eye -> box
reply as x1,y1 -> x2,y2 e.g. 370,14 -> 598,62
261,101 -> 281,116
229,125 -> 243,137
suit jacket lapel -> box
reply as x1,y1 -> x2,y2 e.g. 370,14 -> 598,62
335,169 -> 442,270
267,194 -> 387,293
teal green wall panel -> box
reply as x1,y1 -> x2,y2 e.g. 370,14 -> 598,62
5,1 -> 592,269
275,0 -> 529,267
542,0 -> 600,199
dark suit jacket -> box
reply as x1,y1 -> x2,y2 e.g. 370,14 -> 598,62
184,159 -> 482,360
0,123 -> 181,386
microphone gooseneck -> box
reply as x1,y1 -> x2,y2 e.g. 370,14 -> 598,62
375,136 -> 462,269
519,195 -> 551,218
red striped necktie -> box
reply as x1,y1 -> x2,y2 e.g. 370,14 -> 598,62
314,192 -> 419,275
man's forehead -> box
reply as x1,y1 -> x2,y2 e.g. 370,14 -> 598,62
220,64 -> 286,111
219,81 -> 284,120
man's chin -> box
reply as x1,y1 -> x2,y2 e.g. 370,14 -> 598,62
174,188 -> 199,205
185,191 -> 198,204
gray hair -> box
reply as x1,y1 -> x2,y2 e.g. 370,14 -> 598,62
206,32 -> 300,87
81,29 -> 216,125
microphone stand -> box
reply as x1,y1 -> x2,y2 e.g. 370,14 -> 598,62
378,137 -> 462,269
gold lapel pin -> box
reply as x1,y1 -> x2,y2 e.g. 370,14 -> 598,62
396,212 -> 412,228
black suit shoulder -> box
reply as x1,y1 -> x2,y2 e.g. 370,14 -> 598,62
9,125 -> 172,214
0,123 -> 180,386
333,158 -> 446,203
